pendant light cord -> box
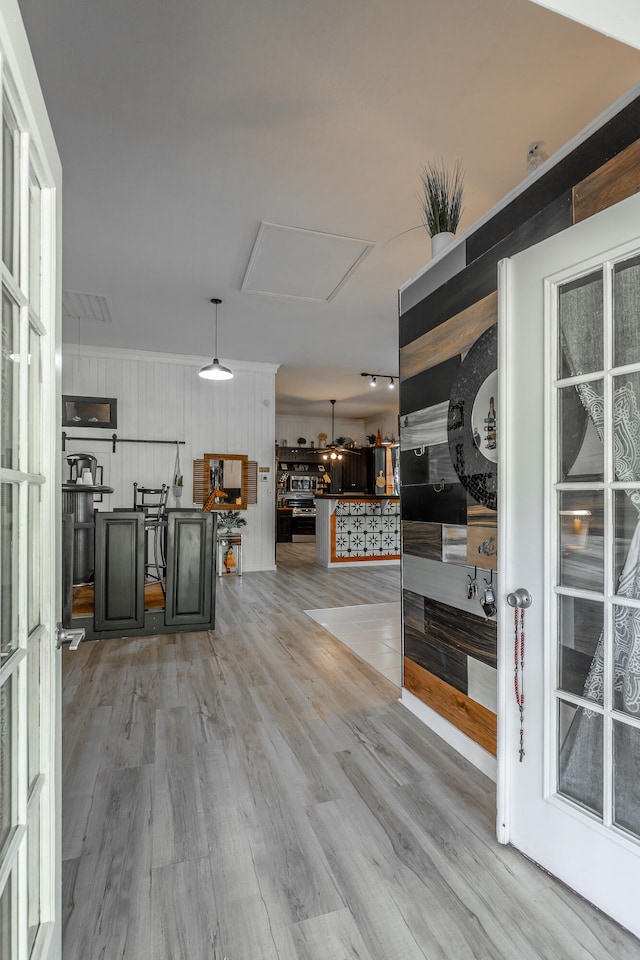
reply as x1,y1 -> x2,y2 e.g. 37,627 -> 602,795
212,297 -> 220,359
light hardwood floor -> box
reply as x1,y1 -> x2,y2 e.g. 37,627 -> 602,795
62,544 -> 638,959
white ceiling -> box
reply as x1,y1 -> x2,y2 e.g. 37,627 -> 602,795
17,0 -> 640,419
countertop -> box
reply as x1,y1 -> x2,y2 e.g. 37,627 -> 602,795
315,493 -> 399,500
62,483 -> 114,494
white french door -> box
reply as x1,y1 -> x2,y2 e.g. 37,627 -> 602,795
0,2 -> 62,958
498,190 -> 640,937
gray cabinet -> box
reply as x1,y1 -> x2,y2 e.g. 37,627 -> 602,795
165,510 -> 215,626
94,511 -> 145,631
86,508 -> 216,639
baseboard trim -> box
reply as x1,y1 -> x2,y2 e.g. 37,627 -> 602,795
399,687 -> 497,782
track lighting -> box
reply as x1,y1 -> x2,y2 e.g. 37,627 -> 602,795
361,372 -> 398,390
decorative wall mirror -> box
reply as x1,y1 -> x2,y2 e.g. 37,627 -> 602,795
200,453 -> 248,511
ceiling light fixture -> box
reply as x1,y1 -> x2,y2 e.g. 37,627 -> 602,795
322,399 -> 344,461
361,372 -> 397,390
199,298 -> 234,381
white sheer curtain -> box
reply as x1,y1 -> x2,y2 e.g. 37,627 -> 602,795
557,269 -> 640,830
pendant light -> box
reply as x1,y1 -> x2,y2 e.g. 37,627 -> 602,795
322,400 -> 343,461
199,298 -> 234,380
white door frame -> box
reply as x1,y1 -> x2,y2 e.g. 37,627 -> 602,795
0,1 -> 62,957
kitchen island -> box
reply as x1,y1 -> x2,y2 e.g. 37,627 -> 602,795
315,495 -> 400,567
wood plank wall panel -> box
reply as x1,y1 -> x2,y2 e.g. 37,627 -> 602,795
399,93 -> 640,758
399,357 -> 461,418
424,597 -> 497,668
573,138 -> 640,224
401,483 -> 467,526
400,261 -> 496,347
404,622 -> 468,694
467,502 -> 497,526
467,190 -> 574,267
401,521 -> 442,560
466,525 -> 498,571
399,239 -> 467,314
400,292 -> 497,382
403,588 -> 426,633
465,94 -> 640,262
62,347 -> 278,572
442,524 -> 467,565
404,657 -> 497,756
402,553 -> 494,620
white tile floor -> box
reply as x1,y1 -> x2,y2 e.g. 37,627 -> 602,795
305,601 -> 402,686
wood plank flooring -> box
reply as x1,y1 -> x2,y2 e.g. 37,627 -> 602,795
61,543 -> 638,960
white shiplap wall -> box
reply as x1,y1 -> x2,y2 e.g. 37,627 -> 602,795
62,345 -> 279,572
276,415 -> 365,448
364,410 -> 399,443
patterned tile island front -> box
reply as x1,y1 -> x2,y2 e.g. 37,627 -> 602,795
315,496 -> 401,567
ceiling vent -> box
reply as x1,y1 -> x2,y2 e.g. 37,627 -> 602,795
63,290 -> 114,323
241,222 -> 375,302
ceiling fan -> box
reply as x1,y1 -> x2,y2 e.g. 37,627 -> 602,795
322,399 -> 360,460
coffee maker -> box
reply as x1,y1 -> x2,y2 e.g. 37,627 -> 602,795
63,453 -> 101,584
66,452 -> 98,485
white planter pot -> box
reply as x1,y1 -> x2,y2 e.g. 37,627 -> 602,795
431,231 -> 455,257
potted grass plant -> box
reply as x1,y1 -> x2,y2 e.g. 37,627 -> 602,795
419,159 -> 464,257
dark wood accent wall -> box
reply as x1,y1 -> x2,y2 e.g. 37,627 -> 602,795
399,90 -> 640,754
401,521 -> 442,560
573,138 -> 640,223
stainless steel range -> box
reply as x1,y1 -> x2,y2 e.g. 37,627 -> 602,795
284,494 -> 316,537
288,496 -> 316,517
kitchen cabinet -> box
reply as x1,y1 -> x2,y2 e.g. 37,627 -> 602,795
365,446 -> 387,494
330,454 -> 366,494
277,508 -> 293,543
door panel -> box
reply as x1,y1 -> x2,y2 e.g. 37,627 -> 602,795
498,190 -> 640,937
94,512 -> 145,631
165,511 -> 214,625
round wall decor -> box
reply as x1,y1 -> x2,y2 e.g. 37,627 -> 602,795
447,325 -> 498,511
447,324 -> 588,511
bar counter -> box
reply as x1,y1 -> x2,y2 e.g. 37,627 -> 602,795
315,495 -> 400,567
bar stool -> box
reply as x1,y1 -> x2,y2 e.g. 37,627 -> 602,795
133,483 -> 168,593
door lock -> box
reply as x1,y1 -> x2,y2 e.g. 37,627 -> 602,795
506,588 -> 532,609
56,622 -> 86,650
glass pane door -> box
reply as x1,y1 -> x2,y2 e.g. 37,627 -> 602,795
0,40 -> 61,957
554,253 -> 640,841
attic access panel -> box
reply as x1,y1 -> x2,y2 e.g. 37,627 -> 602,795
241,221 -> 375,302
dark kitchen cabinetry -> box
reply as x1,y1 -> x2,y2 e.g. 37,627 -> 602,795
330,454 -> 366,494
365,446 -> 387,494
277,509 -> 293,543
277,447 -> 327,492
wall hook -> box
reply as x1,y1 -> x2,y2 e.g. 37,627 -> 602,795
414,446 -> 426,457
432,478 -> 451,493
